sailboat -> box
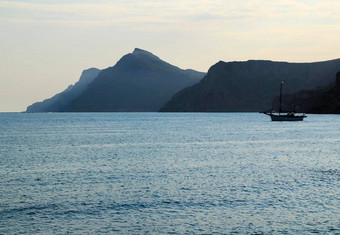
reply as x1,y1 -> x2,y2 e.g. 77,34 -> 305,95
264,81 -> 307,121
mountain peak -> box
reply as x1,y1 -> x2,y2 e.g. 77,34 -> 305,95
132,48 -> 160,60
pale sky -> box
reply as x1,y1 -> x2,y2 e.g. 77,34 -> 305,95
0,0 -> 339,112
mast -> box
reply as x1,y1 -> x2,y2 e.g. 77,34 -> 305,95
279,81 -> 284,113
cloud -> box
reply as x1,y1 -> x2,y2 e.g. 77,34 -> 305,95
0,0 -> 339,31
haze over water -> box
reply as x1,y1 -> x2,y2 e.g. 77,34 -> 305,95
0,113 -> 339,234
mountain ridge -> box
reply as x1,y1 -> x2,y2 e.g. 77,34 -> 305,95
26,68 -> 101,112
160,58 -> 340,112
67,49 -> 205,112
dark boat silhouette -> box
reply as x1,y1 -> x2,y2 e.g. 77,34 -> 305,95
264,81 -> 307,121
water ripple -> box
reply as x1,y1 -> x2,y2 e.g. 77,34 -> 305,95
0,113 -> 339,234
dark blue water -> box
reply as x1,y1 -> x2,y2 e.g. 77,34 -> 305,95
0,113 -> 339,234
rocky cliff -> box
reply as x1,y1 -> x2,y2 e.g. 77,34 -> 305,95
67,48 -> 205,112
278,71 -> 340,114
160,59 -> 340,112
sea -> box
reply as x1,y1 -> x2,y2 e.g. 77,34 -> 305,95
0,113 -> 339,234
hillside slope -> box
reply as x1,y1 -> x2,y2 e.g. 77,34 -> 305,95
68,48 -> 205,112
278,71 -> 340,114
160,59 -> 340,112
26,68 -> 100,112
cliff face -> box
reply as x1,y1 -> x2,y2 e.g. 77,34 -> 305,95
26,68 -> 101,112
279,71 -> 340,114
160,59 -> 340,112
67,48 -> 205,112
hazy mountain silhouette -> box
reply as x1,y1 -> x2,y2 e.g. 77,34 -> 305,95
160,59 -> 340,112
276,71 -> 340,114
26,68 -> 101,112
67,48 -> 205,112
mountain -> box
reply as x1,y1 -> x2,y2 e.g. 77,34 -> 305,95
67,48 -> 205,112
26,68 -> 101,112
159,59 -> 340,112
277,71 -> 340,114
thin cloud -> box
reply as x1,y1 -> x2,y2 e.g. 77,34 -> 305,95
0,0 -> 339,30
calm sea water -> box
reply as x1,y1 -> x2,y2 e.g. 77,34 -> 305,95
0,113 -> 339,234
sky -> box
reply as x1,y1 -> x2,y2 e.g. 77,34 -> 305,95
0,0 -> 339,112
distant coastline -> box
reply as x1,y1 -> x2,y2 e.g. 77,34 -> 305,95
25,49 -> 340,114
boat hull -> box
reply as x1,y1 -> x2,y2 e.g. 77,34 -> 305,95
269,114 -> 305,121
